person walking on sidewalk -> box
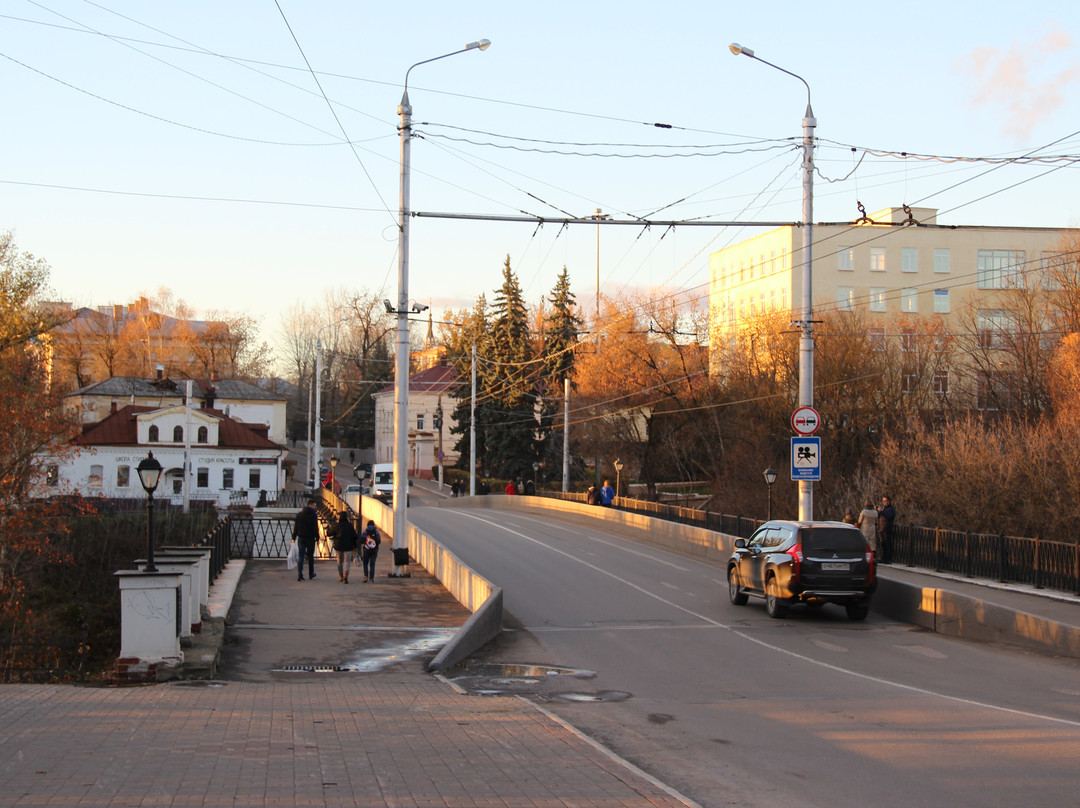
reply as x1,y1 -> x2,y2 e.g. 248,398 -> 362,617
360,520 -> 381,582
291,497 -> 319,581
327,511 -> 358,583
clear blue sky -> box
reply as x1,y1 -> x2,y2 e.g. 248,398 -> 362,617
3,0 -> 1079,345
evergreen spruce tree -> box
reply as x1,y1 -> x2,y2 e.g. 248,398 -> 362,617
537,266 -> 580,483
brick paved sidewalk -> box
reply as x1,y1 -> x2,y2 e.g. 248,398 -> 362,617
1,678 -> 698,807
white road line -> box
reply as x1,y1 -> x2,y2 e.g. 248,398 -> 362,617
440,508 -> 1080,730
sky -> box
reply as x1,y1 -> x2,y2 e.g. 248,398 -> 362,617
3,0 -> 1080,354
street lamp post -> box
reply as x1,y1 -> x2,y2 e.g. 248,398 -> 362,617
613,458 -> 624,502
136,451 -> 163,572
763,467 -> 778,520
394,39 -> 490,571
329,453 -> 338,495
730,43 -> 816,522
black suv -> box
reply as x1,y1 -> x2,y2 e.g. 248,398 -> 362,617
727,520 -> 876,620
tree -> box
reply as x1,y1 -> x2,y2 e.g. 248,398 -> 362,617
536,267 -> 580,480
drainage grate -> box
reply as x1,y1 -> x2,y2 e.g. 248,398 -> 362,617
278,664 -> 348,673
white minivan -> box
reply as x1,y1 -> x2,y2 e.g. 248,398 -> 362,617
371,463 -> 410,506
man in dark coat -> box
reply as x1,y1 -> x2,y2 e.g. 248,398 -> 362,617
292,498 -> 319,581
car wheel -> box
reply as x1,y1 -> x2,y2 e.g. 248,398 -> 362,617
728,567 -> 749,605
765,576 -> 788,618
845,603 -> 870,621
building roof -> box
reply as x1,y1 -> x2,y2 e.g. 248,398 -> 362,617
72,405 -> 279,450
67,376 -> 285,402
374,364 -> 459,396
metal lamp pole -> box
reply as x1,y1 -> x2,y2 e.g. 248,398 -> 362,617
136,451 -> 163,572
730,43 -> 816,521
395,40 -> 490,571
763,467 -> 777,520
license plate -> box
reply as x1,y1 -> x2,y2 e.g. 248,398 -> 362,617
821,562 -> 849,571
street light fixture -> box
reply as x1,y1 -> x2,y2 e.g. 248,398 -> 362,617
613,458 -> 624,502
136,451 -> 163,572
730,42 -> 816,522
329,453 -> 338,495
393,39 -> 490,574
763,467 -> 778,520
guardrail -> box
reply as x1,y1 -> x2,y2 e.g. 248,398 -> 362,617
540,491 -> 1080,596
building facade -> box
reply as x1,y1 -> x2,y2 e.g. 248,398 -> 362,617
372,365 -> 460,479
708,207 -> 1074,399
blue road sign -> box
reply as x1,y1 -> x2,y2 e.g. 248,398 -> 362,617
791,437 -> 821,481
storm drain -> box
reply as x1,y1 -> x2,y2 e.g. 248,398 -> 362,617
277,664 -> 348,673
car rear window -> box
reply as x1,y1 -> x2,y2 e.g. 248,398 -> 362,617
801,528 -> 866,553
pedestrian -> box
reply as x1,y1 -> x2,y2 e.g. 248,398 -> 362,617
855,499 -> 878,552
505,480 -> 517,496
450,480 -> 459,497
599,479 -> 615,506
291,497 -> 319,581
349,449 -> 355,464
586,485 -> 599,506
360,520 -> 381,582
326,511 -> 359,583
878,495 -> 897,563
842,508 -> 857,525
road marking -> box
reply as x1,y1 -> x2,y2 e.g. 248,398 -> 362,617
439,508 -> 1080,730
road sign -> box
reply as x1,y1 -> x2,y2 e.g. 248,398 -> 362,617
791,406 -> 821,436
791,437 -> 821,481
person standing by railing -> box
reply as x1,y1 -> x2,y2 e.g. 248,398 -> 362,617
878,496 -> 897,564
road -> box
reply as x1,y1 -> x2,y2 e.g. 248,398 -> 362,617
408,502 -> 1080,808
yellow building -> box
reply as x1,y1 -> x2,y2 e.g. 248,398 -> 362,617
709,207 -> 1074,386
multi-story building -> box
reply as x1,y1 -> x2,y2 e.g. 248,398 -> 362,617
41,297 -> 239,392
372,364 -> 460,478
708,207 -> 1074,404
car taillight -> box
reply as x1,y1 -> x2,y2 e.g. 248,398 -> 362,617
786,543 -> 803,576
866,549 -> 876,582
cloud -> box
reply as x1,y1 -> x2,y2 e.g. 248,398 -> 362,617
956,25 -> 1080,141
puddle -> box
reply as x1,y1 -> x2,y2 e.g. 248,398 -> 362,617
552,690 -> 631,703
445,662 -> 615,699
271,628 -> 458,674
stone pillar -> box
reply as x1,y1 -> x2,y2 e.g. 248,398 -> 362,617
115,570 -> 183,683
136,557 -> 199,639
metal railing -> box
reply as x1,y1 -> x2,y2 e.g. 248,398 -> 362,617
0,625 -> 89,683
541,491 -> 1080,596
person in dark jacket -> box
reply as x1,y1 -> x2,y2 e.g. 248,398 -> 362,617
360,521 -> 381,582
291,498 -> 319,581
877,495 -> 897,563
327,511 -> 359,583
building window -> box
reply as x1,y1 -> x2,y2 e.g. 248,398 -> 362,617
902,247 -> 918,273
837,286 -> 854,311
196,467 -> 209,488
117,465 -> 130,488
197,426 -> 208,444
934,248 -> 950,274
173,426 -> 183,442
1041,250 -> 1063,290
870,247 -> 886,272
900,328 -> 916,352
933,289 -> 950,313
89,464 -> 103,488
869,327 -> 886,352
903,369 -> 918,394
933,370 -> 949,396
977,249 -> 1025,289
838,246 -> 854,271
901,288 -> 918,312
248,469 -> 260,489
417,414 -> 425,431
46,464 -> 59,486
869,287 -> 886,312
148,425 -> 159,442
222,468 -> 234,490
978,309 -> 1012,349
977,370 -> 1015,411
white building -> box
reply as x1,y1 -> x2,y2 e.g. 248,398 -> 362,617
372,365 -> 460,479
34,401 -> 287,507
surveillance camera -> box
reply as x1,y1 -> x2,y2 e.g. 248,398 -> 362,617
383,300 -> 394,314
411,302 -> 429,313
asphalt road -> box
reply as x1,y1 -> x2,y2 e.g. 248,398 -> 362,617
409,503 -> 1080,808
